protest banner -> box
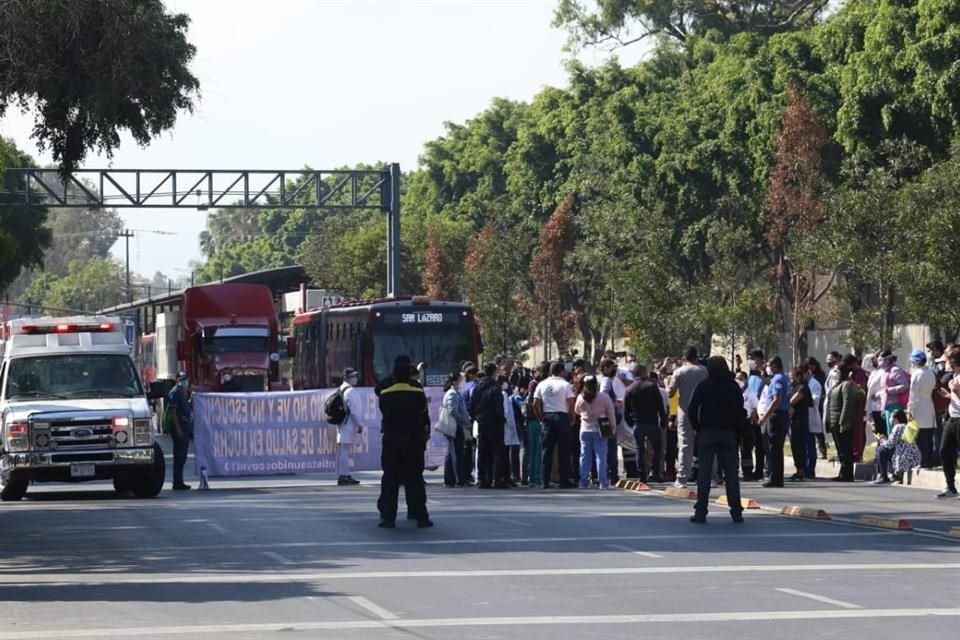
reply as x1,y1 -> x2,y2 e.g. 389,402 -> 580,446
193,387 -> 448,477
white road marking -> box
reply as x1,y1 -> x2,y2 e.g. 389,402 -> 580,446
262,551 -> 294,566
1,608 -> 959,638
606,544 -> 663,558
496,517 -> 533,527
3,529 -> 892,556
776,588 -> 861,609
347,596 -> 398,620
205,523 -> 229,535
1,562 -> 958,586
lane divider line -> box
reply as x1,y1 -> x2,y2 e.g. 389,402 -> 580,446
262,551 -> 294,566
775,587 -> 862,609
856,515 -> 912,531
605,544 -> 663,558
347,596 -> 399,620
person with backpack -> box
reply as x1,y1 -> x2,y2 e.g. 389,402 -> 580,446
330,368 -> 364,486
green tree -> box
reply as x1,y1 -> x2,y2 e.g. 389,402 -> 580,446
0,0 -> 199,171
44,257 -> 125,311
555,0 -> 830,48
0,136 -> 51,293
463,225 -> 532,357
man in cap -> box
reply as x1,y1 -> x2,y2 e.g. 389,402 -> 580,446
375,355 -> 432,528
167,370 -> 193,490
336,368 -> 364,485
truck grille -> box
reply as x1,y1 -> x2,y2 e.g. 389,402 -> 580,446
48,420 -> 114,448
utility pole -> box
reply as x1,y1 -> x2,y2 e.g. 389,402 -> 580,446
118,229 -> 134,303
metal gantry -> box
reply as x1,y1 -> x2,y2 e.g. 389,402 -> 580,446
0,164 -> 403,296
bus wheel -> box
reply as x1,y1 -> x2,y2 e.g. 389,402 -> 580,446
0,474 -> 28,501
131,443 -> 166,498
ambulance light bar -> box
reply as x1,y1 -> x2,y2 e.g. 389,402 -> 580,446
19,322 -> 115,335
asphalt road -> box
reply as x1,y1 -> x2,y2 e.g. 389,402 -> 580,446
1,470 -> 958,640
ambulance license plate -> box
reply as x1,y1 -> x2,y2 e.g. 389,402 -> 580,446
70,463 -> 95,478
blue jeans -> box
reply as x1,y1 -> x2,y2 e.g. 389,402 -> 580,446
876,444 -> 895,478
579,430 -> 608,488
444,427 -> 464,486
804,432 -> 818,476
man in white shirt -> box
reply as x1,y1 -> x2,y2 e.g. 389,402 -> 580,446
667,347 -> 707,488
337,368 -> 364,486
533,361 -> 576,489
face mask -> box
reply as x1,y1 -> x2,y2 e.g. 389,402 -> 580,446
765,366 -> 773,377
737,379 -> 746,390
879,360 -> 889,370
564,363 -> 573,373
179,380 -> 189,389
748,360 -> 758,371
457,381 -> 465,392
347,376 -> 359,386
502,383 -> 509,391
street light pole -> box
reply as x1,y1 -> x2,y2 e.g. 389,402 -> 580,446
118,229 -> 134,304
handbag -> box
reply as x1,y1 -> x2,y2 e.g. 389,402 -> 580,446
597,416 -> 615,439
902,418 -> 919,445
616,421 -> 637,451
433,406 -> 458,437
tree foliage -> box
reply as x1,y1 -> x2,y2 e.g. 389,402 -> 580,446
0,137 -> 51,293
555,0 -> 830,48
0,0 -> 199,172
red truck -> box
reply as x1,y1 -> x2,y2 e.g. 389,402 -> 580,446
156,283 -> 283,392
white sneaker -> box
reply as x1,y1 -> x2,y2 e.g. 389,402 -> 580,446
935,487 -> 958,499
673,479 -> 687,489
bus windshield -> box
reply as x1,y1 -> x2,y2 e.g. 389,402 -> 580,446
5,354 -> 144,400
372,326 -> 474,386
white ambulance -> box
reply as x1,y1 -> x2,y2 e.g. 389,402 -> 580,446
0,316 -> 164,500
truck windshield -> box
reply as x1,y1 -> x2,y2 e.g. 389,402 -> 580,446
372,327 -> 473,386
5,355 -> 144,400
202,327 -> 270,354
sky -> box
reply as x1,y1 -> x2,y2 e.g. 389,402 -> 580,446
0,0 -> 644,279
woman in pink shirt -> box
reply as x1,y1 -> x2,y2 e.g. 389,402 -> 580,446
575,375 -> 618,489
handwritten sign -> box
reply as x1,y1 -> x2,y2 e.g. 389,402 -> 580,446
193,388 -> 448,477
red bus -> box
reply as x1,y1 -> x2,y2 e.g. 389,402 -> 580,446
291,297 -> 481,389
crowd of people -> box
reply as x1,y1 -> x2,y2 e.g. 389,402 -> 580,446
430,342 -> 960,502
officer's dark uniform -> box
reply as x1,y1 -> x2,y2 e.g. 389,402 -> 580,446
376,358 -> 431,528
167,376 -> 193,490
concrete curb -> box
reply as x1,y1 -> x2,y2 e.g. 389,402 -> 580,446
781,505 -> 830,520
949,528 -> 960,539
716,495 -> 761,509
857,514 -> 913,530
800,457 -> 947,490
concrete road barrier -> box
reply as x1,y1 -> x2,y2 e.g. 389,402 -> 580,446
781,505 -> 830,520
716,495 -> 761,509
857,514 -> 913,530
664,486 -> 697,500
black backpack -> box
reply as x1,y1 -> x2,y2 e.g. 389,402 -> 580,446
324,389 -> 348,425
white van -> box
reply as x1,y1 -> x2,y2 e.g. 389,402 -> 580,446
0,316 -> 164,500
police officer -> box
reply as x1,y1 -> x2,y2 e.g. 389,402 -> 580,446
375,355 -> 432,528
167,370 -> 193,491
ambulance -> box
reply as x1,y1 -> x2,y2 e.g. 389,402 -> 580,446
0,316 -> 165,500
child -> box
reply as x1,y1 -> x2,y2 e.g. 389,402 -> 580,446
873,409 -> 921,484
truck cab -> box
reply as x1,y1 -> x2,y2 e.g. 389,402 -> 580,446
0,316 -> 165,501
